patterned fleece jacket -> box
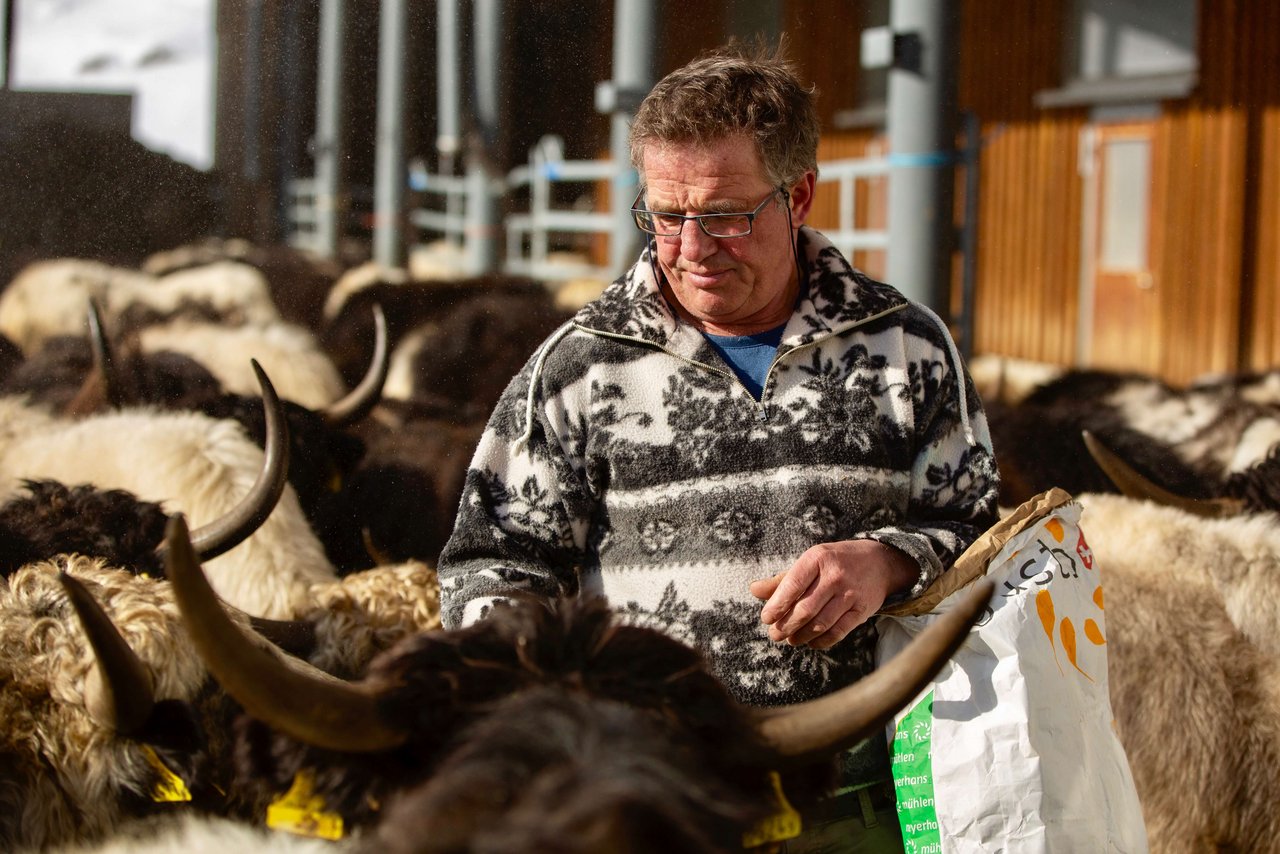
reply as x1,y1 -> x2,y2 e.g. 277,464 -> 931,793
438,226 -> 1000,713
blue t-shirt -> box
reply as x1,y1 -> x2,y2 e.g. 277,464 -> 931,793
703,323 -> 787,400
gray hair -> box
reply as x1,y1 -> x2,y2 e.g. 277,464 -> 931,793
629,39 -> 820,189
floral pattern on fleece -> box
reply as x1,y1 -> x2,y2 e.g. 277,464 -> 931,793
438,226 -> 1000,709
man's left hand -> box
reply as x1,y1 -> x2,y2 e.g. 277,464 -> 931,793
749,540 -> 918,650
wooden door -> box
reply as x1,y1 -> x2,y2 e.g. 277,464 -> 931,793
1083,121 -> 1161,372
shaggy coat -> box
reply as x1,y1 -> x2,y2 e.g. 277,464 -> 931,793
4,336 -> 372,573
366,687 -> 780,854
2,336 -> 223,415
0,330 -> 25,385
190,393 -> 369,574
987,368 -> 1280,508
0,405 -> 336,617
342,414 -> 484,566
0,558 -> 439,850
50,815 -> 340,854
381,291 -> 573,423
142,238 -> 342,333
301,561 -> 442,678
231,596 -> 827,848
137,321 -> 348,411
0,480 -> 170,578
0,259 -> 281,353
318,275 -> 556,391
1222,449 -> 1280,513
162,515 -> 989,852
984,392 -> 1210,507
1079,493 -> 1280,852
0,557 -> 245,850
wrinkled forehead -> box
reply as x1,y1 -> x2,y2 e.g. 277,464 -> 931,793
639,136 -> 771,210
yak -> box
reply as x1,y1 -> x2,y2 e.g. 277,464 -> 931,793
0,258 -> 281,353
158,515 -> 992,852
1077,491 -> 1280,853
10,302 -> 390,573
134,320 -> 350,411
0,360 -> 336,617
1058,433 -> 1280,850
141,237 -> 344,333
0,545 -> 439,850
986,366 -> 1280,510
0,558 -> 253,850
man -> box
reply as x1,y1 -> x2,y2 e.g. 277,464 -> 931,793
438,42 -> 999,851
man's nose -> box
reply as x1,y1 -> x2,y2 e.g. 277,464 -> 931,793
678,218 -> 717,262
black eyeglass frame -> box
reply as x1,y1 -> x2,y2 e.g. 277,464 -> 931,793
629,187 -> 786,238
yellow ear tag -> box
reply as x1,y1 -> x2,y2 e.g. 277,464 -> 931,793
266,769 -> 345,841
141,745 -> 192,803
741,771 -> 803,848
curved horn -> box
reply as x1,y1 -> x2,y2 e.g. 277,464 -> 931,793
1081,430 -> 1243,518
59,571 -> 156,734
247,615 -> 318,659
86,297 -> 127,408
163,515 -> 408,752
361,526 -> 396,568
157,359 -> 291,562
323,304 -> 388,427
753,579 -> 993,763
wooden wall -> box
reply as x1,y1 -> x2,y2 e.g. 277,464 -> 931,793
1214,1 -> 1280,372
957,0 -> 1084,368
1255,103 -> 1280,370
962,0 -> 1280,383
596,0 -> 1279,384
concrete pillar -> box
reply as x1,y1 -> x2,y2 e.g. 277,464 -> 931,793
372,0 -> 408,268
602,0 -> 655,276
436,0 -> 461,166
885,0 -> 960,313
312,0 -> 345,258
2,0 -> 15,89
465,0 -> 501,274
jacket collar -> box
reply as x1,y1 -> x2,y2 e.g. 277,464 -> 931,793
572,226 -> 910,364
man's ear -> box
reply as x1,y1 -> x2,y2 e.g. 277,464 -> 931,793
787,171 -> 817,226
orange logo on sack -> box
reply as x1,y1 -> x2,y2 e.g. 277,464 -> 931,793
1033,520 -> 1105,681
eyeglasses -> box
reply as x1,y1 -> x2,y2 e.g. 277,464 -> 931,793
630,188 -> 784,238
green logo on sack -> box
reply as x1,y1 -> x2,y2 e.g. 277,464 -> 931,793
892,691 -> 942,853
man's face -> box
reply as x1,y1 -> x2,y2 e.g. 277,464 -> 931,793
640,134 -> 814,335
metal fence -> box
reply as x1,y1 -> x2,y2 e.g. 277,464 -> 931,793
405,157 -> 468,249
288,137 -> 940,287
502,136 -> 625,282
285,177 -> 323,253
285,178 -> 372,255
814,155 -> 891,260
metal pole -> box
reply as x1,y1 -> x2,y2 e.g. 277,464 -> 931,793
886,0 -> 960,313
473,0 -> 500,151
313,0 -> 346,259
241,0 -> 264,185
437,0 -> 461,244
373,0 -> 408,268
2,0 -> 15,90
437,0 -> 461,160
606,0 -> 655,275
277,3 -> 309,243
958,110 -> 980,360
465,0 -> 500,274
